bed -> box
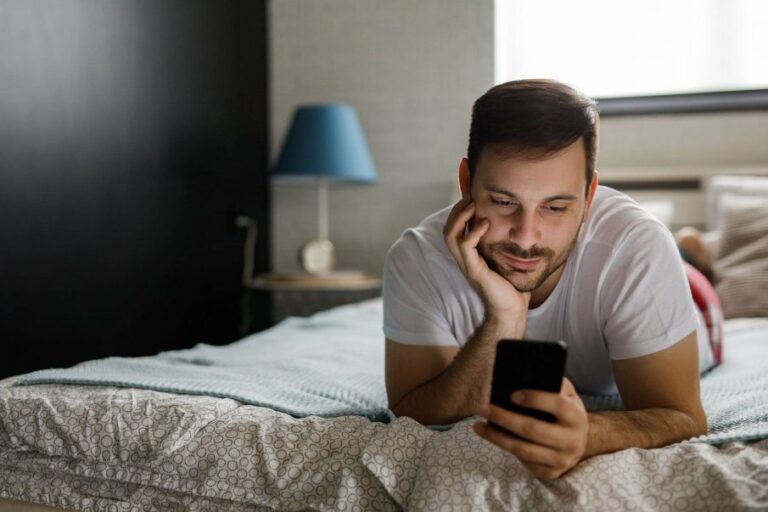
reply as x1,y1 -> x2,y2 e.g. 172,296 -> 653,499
2,178 -> 768,511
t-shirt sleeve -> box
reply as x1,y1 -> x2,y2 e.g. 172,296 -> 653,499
382,235 -> 458,346
599,221 -> 700,360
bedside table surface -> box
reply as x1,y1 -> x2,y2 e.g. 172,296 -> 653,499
250,271 -> 381,291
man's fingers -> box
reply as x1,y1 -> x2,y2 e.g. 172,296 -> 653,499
523,462 -> 564,481
459,218 -> 489,276
443,198 -> 473,241
511,390 -> 562,417
443,196 -> 471,229
561,377 -> 578,397
474,422 -> 562,468
461,217 -> 488,247
486,404 -> 569,449
511,386 -> 585,427
443,200 -> 476,274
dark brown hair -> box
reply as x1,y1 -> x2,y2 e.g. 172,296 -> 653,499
467,79 -> 599,191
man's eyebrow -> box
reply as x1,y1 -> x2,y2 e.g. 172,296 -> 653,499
483,185 -> 578,202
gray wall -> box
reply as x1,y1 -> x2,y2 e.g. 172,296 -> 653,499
269,0 -> 494,276
600,112 -> 768,167
269,0 -> 768,276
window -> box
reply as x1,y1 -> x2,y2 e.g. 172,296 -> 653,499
495,0 -> 768,114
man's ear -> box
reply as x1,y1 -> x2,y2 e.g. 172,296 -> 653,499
583,170 -> 599,222
458,158 -> 471,199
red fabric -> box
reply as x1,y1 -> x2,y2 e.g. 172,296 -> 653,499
684,262 -> 723,365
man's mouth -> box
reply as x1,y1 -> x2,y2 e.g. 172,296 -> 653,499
502,253 -> 541,271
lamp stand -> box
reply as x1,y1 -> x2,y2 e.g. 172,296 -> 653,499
318,177 -> 329,242
296,179 -> 367,278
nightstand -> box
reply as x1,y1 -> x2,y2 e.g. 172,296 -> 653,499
240,271 -> 381,333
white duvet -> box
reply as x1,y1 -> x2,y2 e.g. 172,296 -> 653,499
1,376 -> 768,511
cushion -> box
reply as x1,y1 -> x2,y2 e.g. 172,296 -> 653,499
713,193 -> 768,319
707,175 -> 768,231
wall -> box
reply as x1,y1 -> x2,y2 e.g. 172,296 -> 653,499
599,112 -> 768,228
269,0 -> 768,274
0,0 -> 270,378
269,0 -> 494,276
600,111 -> 768,167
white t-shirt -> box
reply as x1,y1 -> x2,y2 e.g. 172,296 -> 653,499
382,186 -> 700,395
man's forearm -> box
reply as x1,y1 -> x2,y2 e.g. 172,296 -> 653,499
393,315 -> 523,425
585,407 -> 707,458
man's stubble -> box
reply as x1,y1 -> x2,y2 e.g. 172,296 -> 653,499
477,232 -> 579,293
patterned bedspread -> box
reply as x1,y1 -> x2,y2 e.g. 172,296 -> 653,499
2,377 -> 768,510
0,380 -> 397,511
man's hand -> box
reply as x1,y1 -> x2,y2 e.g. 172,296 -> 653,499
473,378 -> 588,480
443,197 -> 530,325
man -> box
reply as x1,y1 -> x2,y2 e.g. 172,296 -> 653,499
382,79 -> 707,480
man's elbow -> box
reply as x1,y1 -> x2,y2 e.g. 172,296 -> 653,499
388,394 -> 416,420
692,410 -> 708,438
388,398 -> 405,418
389,397 -> 428,423
388,394 -> 462,425
685,405 -> 708,438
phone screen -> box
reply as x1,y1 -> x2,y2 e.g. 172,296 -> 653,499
489,339 -> 567,427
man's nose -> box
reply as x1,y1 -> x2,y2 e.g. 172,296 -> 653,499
508,210 -> 540,251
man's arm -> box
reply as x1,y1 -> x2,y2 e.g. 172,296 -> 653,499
386,314 -> 523,425
474,330 -> 706,479
585,330 -> 707,456
386,196 -> 529,425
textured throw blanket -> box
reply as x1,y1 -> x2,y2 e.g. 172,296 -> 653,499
15,300 -> 393,423
582,318 -> 768,444
14,301 -> 768,445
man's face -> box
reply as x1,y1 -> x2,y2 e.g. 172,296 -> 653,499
469,140 -> 591,293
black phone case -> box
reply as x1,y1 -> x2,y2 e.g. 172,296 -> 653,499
490,339 -> 567,426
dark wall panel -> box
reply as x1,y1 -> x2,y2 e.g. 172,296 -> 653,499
0,0 -> 270,378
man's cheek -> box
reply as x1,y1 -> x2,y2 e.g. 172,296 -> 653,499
479,216 -> 501,240
474,214 -> 493,230
477,225 -> 498,251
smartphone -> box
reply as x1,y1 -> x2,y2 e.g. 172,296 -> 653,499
489,339 -> 567,430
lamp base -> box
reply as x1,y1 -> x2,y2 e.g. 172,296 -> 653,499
299,239 -> 335,275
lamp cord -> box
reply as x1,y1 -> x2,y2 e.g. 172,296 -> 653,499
235,215 -> 258,287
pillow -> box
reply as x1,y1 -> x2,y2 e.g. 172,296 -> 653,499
713,193 -> 768,318
707,175 -> 768,231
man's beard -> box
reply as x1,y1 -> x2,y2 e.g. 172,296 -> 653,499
477,235 -> 578,293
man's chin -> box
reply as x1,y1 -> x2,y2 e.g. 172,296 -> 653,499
480,252 -> 548,292
501,269 -> 543,293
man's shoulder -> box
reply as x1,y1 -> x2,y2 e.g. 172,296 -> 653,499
385,205 -> 453,266
585,186 -> 670,249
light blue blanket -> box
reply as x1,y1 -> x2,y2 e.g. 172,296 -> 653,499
16,299 -> 394,423
14,301 -> 768,445
582,318 -> 768,445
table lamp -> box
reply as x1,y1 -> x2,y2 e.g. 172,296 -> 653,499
273,104 -> 378,276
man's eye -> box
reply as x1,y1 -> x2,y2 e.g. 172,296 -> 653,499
545,205 -> 567,213
491,197 -> 516,207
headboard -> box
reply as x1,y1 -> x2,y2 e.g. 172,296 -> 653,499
599,166 -> 768,230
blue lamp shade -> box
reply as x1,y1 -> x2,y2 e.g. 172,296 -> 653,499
273,104 -> 378,183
